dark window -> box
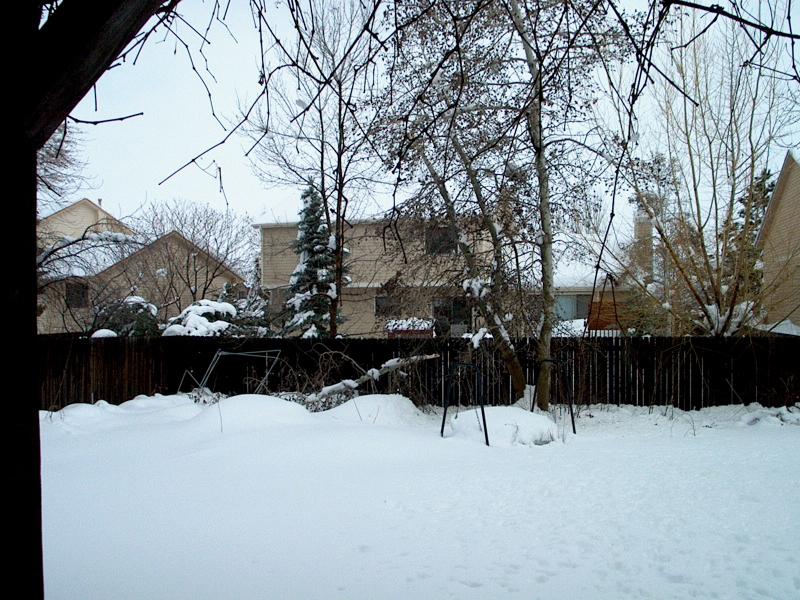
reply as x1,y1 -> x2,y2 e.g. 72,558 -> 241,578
65,281 -> 89,309
433,298 -> 471,325
375,295 -> 401,318
425,227 -> 457,255
575,294 -> 591,320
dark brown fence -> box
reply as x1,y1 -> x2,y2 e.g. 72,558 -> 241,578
38,334 -> 800,411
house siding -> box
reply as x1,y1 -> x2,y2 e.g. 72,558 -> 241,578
260,221 -> 471,337
761,154 -> 800,324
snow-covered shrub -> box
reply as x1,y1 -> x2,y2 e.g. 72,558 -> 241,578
91,329 -> 118,338
163,299 -> 237,337
94,296 -> 159,337
385,318 -> 434,333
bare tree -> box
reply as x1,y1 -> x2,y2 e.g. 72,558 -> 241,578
120,199 -> 255,318
36,123 -> 87,210
376,0 -> 621,409
594,15 -> 800,335
246,0 -> 386,336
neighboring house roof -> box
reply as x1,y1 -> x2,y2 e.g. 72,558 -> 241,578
38,198 -> 134,238
94,230 -> 245,282
757,150 -> 798,247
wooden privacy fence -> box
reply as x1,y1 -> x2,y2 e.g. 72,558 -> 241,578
38,334 -> 799,411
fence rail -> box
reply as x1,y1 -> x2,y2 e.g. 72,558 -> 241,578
37,334 -> 800,411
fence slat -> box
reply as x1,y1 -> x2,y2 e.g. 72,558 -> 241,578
37,334 -> 800,410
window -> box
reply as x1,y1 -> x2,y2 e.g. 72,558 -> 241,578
433,297 -> 469,324
65,281 -> 89,309
425,226 -> 457,255
555,293 -> 591,320
433,297 -> 471,335
375,295 -> 401,318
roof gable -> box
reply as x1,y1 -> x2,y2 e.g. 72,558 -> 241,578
95,230 -> 245,282
38,198 -> 133,237
757,151 -> 799,246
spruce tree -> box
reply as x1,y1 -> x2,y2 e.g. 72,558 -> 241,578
722,169 -> 774,299
234,256 -> 270,335
285,185 -> 336,337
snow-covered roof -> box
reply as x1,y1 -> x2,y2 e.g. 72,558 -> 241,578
756,320 -> 800,337
553,257 -> 598,290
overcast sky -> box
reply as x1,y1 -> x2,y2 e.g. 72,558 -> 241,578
66,1 -> 797,231
69,2 -> 301,224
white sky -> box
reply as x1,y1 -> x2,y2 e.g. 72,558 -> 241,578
66,1 -> 797,231
70,2 -> 300,224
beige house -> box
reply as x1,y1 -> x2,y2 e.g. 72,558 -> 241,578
758,151 -> 800,326
260,218 -> 623,338
38,198 -> 134,242
38,199 -> 244,334
260,219 -> 479,337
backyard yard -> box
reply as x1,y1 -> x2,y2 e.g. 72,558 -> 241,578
41,394 -> 800,599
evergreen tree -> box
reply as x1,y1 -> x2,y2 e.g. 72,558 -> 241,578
94,296 -> 160,337
722,169 -> 774,299
285,185 -> 336,337
234,256 -> 270,335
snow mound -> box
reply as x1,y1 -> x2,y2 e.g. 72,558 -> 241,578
91,329 -> 117,338
447,406 -> 558,447
323,394 -> 430,427
190,394 -> 312,433
739,406 -> 800,427
40,395 -> 201,432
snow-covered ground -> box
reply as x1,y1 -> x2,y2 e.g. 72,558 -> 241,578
41,394 -> 800,600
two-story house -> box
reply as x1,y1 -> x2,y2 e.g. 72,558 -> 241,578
260,217 -> 624,338
261,219 -> 475,337
38,198 -> 245,334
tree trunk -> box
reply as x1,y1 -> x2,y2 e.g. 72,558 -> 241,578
508,0 -> 552,411
12,123 -> 44,600
419,149 -> 527,401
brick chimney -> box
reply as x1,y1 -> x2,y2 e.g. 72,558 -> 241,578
633,208 -> 654,282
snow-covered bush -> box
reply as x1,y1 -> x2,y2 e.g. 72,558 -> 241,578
91,329 -> 118,339
385,318 -> 434,332
94,296 -> 159,337
163,299 -> 237,337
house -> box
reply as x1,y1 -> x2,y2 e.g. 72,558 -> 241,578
37,197 -> 134,242
757,150 -> 800,328
261,219 -> 475,337
259,217 -> 625,338
37,199 -> 245,334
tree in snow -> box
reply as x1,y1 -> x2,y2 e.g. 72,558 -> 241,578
590,15 -> 799,336
377,0 -> 620,409
93,295 -> 160,337
117,200 -> 254,320
232,256 -> 271,335
245,0 -> 379,337
285,185 -> 339,338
